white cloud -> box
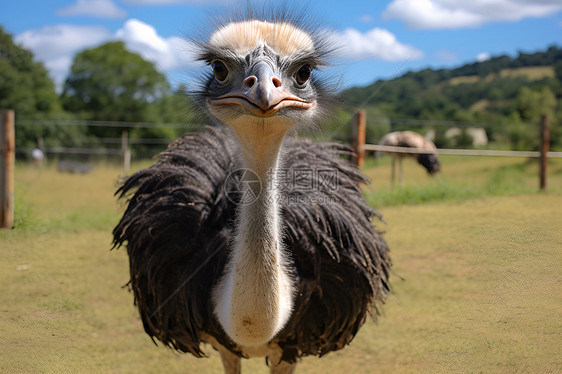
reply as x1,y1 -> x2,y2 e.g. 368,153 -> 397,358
15,25 -> 111,89
335,27 -> 423,61
57,0 -> 127,19
476,52 -> 491,62
116,19 -> 198,72
15,19 -> 199,92
122,0 -> 223,4
383,0 -> 562,29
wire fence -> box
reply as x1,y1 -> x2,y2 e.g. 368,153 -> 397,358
14,116 -> 560,160
349,112 -> 556,190
4,109 -> 559,224
16,119 -> 188,129
365,144 -> 562,158
2,113 -> 559,198
15,119 -> 200,159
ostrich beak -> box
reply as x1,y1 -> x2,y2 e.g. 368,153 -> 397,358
207,61 -> 315,117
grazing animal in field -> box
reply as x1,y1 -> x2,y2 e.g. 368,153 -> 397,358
113,10 -> 391,374
378,131 -> 441,186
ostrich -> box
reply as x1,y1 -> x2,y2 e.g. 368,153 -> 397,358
113,11 -> 391,374
378,131 -> 441,186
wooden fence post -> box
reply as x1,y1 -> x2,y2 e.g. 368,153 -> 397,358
539,115 -> 549,191
1,110 -> 15,229
122,130 -> 131,175
352,110 -> 366,167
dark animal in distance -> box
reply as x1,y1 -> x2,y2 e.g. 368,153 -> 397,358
378,131 -> 441,186
57,160 -> 92,174
113,10 -> 391,374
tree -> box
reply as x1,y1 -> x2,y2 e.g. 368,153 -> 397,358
516,86 -> 556,124
0,27 -> 75,151
61,41 -> 170,123
364,106 -> 391,143
0,26 -> 60,117
554,60 -> 562,81
508,86 -> 557,150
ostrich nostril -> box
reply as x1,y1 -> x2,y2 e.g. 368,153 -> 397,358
244,76 -> 257,88
272,77 -> 282,88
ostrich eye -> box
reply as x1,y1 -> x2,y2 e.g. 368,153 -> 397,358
212,60 -> 229,82
296,65 -> 312,86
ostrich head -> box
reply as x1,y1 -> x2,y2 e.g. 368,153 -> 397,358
417,153 -> 441,175
193,17 -> 335,145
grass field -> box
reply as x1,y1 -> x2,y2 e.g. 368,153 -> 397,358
1,155 -> 561,373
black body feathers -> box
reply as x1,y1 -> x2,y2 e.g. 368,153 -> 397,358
113,126 -> 391,363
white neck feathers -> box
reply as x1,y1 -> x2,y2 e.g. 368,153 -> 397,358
213,123 -> 294,347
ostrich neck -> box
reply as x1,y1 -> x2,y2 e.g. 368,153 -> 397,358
235,125 -> 284,268
213,123 -> 294,347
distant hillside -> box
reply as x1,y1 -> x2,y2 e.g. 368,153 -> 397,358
339,45 -> 562,150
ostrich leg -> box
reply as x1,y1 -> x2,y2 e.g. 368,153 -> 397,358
271,361 -> 296,374
269,352 -> 297,374
398,157 -> 404,186
219,350 -> 241,374
391,156 -> 396,187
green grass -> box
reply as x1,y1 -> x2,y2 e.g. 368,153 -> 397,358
1,159 -> 561,373
363,155 -> 562,207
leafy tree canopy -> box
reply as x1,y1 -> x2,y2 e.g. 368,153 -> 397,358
61,41 -> 171,122
0,26 -> 61,117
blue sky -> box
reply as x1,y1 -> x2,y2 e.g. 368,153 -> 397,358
1,0 -> 561,91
